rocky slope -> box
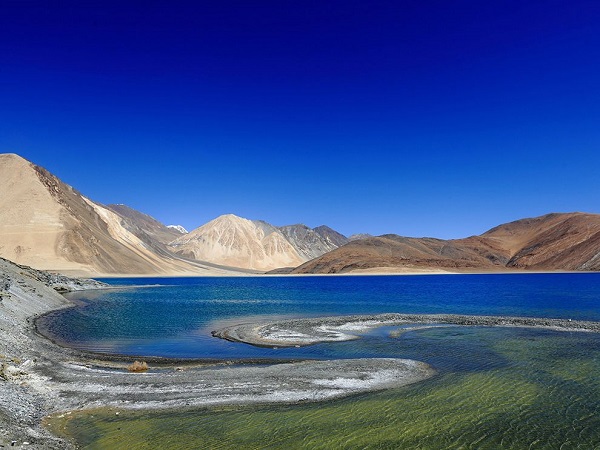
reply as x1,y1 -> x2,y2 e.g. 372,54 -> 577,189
169,215 -> 306,271
106,204 -> 183,247
293,212 -> 600,274
0,257 -> 105,448
169,215 -> 348,271
313,225 -> 349,248
0,154 -> 238,276
278,224 -> 340,260
481,212 -> 600,270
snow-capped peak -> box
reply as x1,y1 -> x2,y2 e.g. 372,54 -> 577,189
167,225 -> 188,234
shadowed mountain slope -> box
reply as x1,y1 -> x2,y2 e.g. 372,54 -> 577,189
278,224 -> 342,260
106,203 -> 183,249
313,225 -> 349,248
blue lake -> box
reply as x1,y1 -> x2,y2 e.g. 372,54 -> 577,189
38,273 -> 600,359
44,273 -> 600,448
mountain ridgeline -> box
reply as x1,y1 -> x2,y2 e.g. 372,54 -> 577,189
1,153 -> 599,275
168,215 -> 349,271
293,213 -> 600,274
0,154 -> 242,276
0,154 -> 348,274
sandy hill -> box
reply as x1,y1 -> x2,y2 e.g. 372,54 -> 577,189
169,214 -> 348,271
293,212 -> 600,274
0,154 -> 239,276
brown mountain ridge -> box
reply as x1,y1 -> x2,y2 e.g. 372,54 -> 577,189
292,212 -> 600,274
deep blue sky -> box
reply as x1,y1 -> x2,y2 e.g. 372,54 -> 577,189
2,1 -> 600,238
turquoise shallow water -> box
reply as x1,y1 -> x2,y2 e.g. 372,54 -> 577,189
55,326 -> 600,448
38,273 -> 600,359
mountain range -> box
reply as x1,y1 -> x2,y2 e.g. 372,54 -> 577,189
0,154 -> 348,275
1,153 -> 599,276
292,212 -> 600,274
168,215 -> 348,271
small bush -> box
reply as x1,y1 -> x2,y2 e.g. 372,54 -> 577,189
127,360 -> 148,372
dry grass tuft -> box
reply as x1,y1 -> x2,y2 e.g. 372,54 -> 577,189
127,360 -> 148,372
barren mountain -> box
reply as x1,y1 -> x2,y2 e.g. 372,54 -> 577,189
167,225 -> 188,234
293,213 -> 600,274
4,153 -> 595,276
169,214 -> 306,271
0,154 -> 237,276
278,224 -> 342,260
292,235 -> 499,274
106,203 -> 183,247
169,215 -> 349,271
313,225 -> 349,248
483,213 -> 600,270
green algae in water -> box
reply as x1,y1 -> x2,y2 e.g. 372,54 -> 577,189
52,328 -> 600,449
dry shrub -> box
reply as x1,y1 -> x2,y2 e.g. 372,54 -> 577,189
127,360 -> 148,372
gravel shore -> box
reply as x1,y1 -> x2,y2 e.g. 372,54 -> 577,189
212,313 -> 600,348
0,258 -> 435,448
8,257 -> 598,448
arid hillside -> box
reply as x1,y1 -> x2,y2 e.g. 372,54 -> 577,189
169,214 -> 348,271
0,154 -> 238,276
3,153 -> 598,276
293,213 -> 600,274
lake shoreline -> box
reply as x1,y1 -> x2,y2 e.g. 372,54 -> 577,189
3,262 -> 600,448
0,260 -> 437,449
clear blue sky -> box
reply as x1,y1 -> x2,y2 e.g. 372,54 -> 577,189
2,1 -> 599,238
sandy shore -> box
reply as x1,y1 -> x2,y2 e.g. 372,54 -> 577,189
0,259 -> 435,448
88,267 -> 587,278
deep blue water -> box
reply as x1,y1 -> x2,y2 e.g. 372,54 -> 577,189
37,273 -> 600,359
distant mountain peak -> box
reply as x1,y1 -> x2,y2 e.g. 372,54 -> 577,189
169,215 -> 349,271
167,225 -> 188,234
169,214 -> 303,271
218,213 -> 245,221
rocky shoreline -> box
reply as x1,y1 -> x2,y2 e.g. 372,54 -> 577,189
0,258 -> 436,448
4,255 -> 599,448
